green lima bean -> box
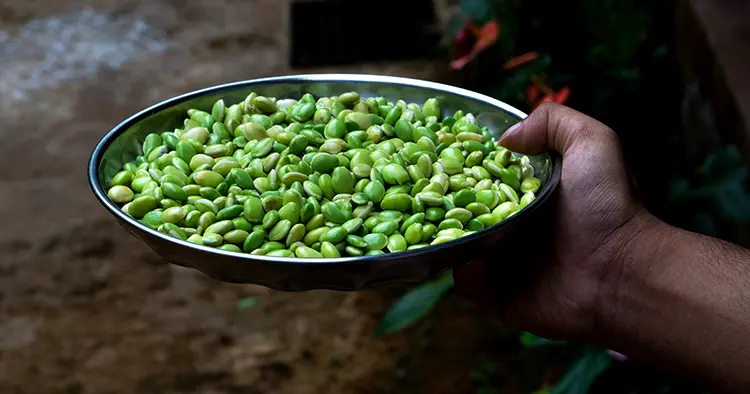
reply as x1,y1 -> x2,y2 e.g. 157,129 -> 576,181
107,91 -> 542,257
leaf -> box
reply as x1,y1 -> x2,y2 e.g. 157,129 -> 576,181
236,296 -> 258,309
375,273 -> 454,338
551,347 -> 611,394
519,332 -> 567,348
459,0 -> 496,24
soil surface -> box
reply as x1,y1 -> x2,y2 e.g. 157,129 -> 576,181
0,1 -> 526,393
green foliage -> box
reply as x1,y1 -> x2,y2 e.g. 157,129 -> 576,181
579,0 -> 651,72
550,347 -> 612,394
668,145 -> 750,243
451,0 -> 670,137
375,274 -> 613,393
487,54 -> 552,104
374,272 -> 454,338
459,0 -> 496,24
519,335 -> 611,393
375,277 -> 617,394
520,332 -> 567,348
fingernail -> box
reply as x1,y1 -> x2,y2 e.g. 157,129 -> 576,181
498,122 -> 522,145
608,350 -> 628,362
506,121 -> 523,134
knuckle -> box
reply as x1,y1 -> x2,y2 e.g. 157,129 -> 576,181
535,102 -> 560,113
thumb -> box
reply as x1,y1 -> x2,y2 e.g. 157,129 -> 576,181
499,103 -> 619,156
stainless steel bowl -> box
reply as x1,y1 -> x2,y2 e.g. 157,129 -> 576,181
88,74 -> 561,291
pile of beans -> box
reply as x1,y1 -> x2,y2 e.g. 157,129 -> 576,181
106,92 -> 541,258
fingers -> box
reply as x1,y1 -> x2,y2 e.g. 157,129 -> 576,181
499,103 -> 618,156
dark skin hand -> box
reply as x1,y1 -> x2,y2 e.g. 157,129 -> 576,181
454,103 -> 750,393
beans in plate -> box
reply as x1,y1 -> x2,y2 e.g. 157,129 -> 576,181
106,92 -> 541,257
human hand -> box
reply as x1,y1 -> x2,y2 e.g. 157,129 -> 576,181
454,103 -> 654,342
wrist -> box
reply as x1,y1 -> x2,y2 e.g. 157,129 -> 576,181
592,212 -> 750,391
592,209 -> 671,345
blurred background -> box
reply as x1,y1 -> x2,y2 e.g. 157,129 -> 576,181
1,0 -> 748,393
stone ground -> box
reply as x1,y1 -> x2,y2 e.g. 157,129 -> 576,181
0,1 -> 527,393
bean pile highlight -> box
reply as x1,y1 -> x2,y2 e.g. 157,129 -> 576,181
106,92 -> 542,258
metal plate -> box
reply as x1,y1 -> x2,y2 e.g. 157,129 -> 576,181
89,74 -> 561,291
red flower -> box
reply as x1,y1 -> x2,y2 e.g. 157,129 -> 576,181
502,51 -> 539,70
532,86 -> 571,110
452,26 -> 476,60
554,86 -> 571,104
450,20 -> 500,70
526,84 -> 541,107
